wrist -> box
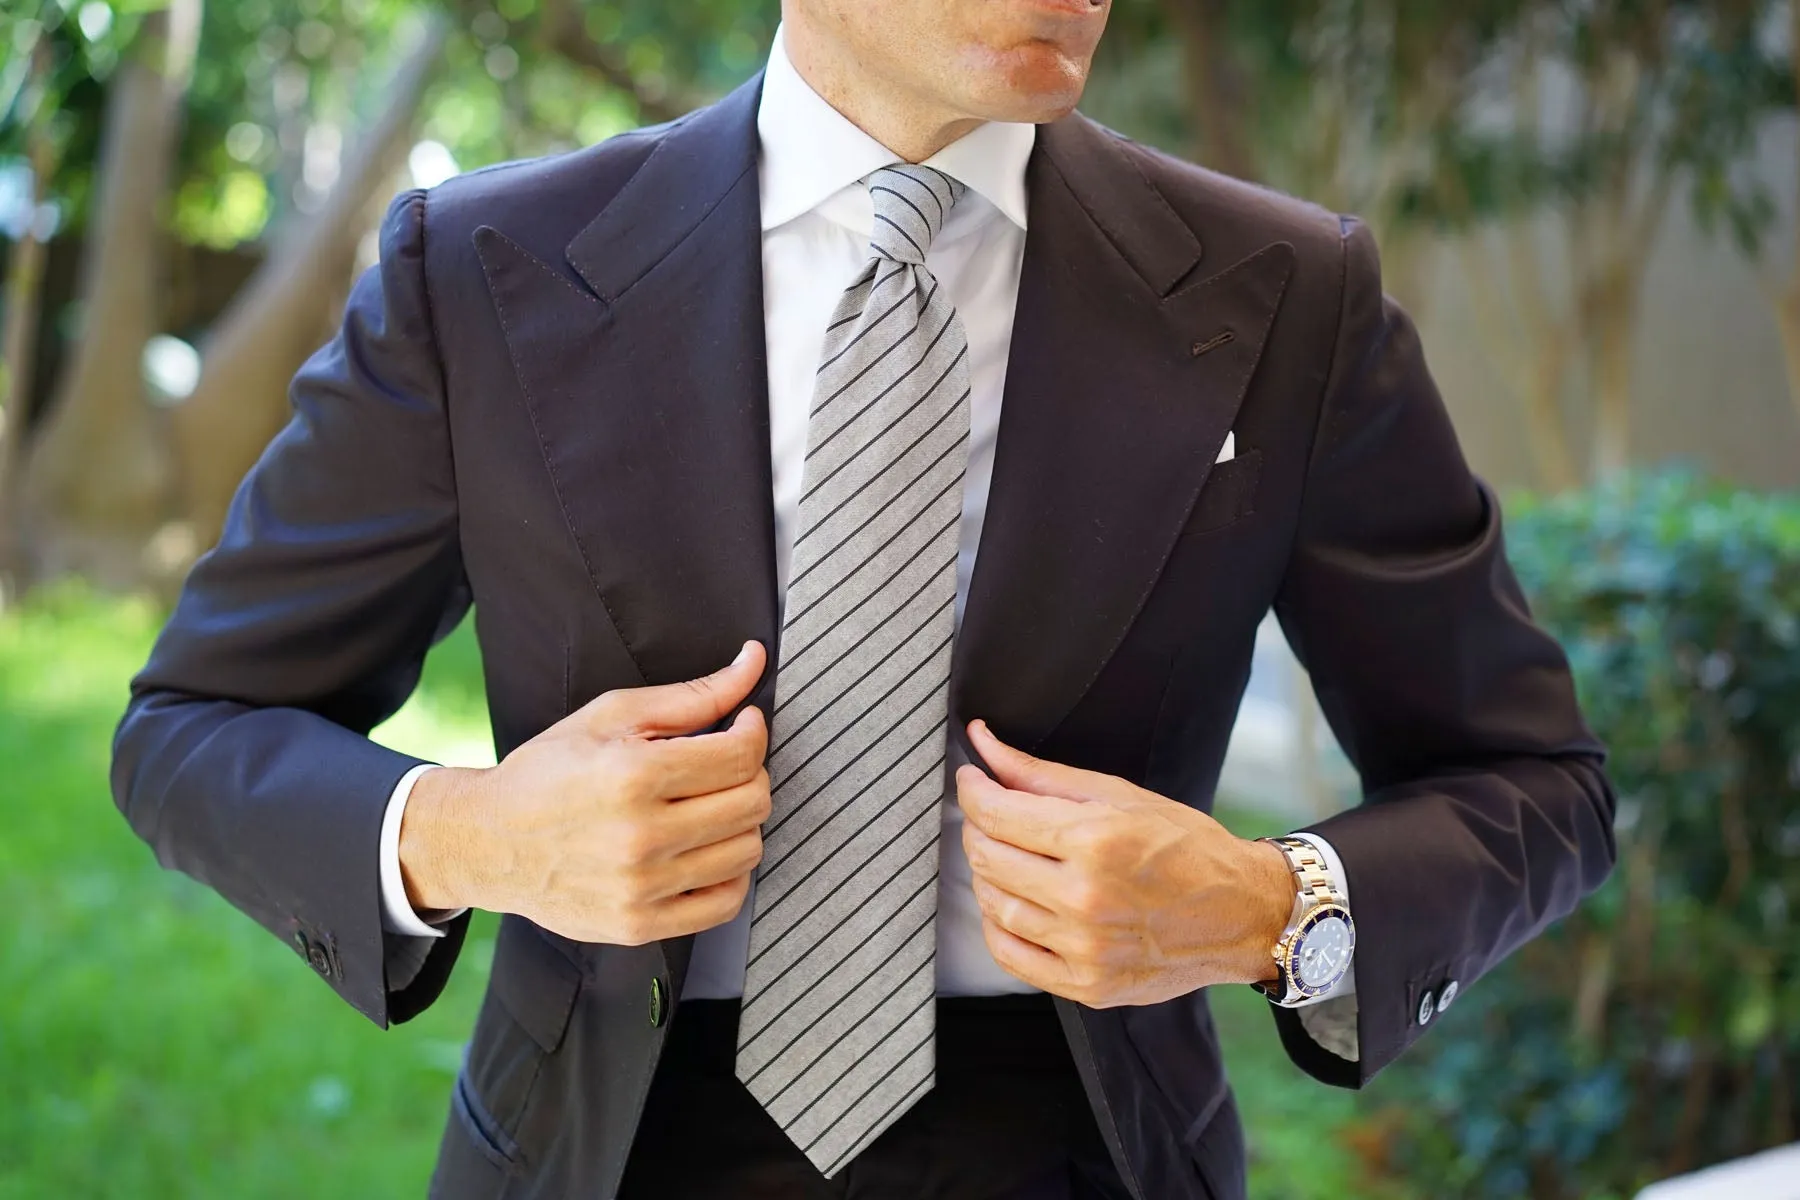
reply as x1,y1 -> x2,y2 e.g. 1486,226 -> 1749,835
1232,837 -> 1295,987
399,765 -> 489,912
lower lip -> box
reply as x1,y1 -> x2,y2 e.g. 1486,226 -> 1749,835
1022,0 -> 1106,15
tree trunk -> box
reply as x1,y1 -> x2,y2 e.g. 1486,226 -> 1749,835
1580,173 -> 1667,484
532,0 -> 694,123
1585,270 -> 1637,482
1526,324 -> 1577,491
0,37 -> 57,590
172,16 -> 450,554
1458,228 -> 1579,491
1778,0 -> 1800,426
1376,226 -> 1433,318
1776,287 -> 1800,426
1166,0 -> 1263,181
16,0 -> 202,589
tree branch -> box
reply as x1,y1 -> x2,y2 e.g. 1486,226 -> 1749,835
534,0 -> 697,125
1166,0 -> 1264,181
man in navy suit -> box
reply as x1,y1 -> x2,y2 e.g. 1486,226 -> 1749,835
114,2 -> 1615,1196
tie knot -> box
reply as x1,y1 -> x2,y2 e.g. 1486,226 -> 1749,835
867,164 -> 964,265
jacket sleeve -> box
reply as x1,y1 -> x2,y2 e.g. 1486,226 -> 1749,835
1267,217 -> 1617,1086
111,188 -> 472,1028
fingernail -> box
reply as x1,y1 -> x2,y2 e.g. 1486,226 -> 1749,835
970,719 -> 988,736
732,641 -> 756,668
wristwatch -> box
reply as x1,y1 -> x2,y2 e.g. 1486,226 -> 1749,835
1255,836 -> 1355,1006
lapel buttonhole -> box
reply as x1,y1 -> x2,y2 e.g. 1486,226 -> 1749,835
1192,329 -> 1236,358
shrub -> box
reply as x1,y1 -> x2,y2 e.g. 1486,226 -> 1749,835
1377,472 -> 1800,1199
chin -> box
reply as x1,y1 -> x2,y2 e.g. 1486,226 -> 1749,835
960,45 -> 1093,123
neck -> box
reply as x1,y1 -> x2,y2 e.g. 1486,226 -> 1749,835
780,21 -> 982,163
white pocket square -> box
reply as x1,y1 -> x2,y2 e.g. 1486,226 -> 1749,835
1215,431 -> 1236,465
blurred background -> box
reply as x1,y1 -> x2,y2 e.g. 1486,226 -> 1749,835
1,2 -> 1797,1198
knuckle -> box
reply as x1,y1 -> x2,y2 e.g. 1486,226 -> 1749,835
741,710 -> 770,757
1076,826 -> 1120,869
963,838 -> 988,873
1060,822 -> 1099,857
732,732 -> 764,779
1069,929 -> 1107,964
614,825 -> 658,867
715,878 -> 752,923
1066,881 -> 1106,919
608,751 -> 655,804
588,689 -> 631,728
613,865 -> 647,902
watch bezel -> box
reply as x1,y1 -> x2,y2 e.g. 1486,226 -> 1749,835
1277,903 -> 1356,999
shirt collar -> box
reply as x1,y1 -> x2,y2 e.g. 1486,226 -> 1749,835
756,26 -> 1035,234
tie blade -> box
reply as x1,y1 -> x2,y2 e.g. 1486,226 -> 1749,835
739,969 -> 938,1177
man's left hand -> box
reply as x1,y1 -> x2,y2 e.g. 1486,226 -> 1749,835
957,719 -> 1295,1008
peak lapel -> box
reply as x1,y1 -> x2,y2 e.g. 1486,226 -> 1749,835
953,115 -> 1296,754
475,77 -> 780,692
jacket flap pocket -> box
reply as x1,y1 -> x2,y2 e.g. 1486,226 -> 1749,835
491,917 -> 583,1054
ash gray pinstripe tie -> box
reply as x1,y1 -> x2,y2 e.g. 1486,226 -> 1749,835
735,164 -> 971,1177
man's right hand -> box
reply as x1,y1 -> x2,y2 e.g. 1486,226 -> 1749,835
398,641 -> 772,946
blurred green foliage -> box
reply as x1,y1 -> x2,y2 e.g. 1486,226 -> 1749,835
0,586 -> 498,1197
1381,472 -> 1800,1198
0,0 -> 780,249
6,0 -> 1792,257
1097,0 -> 1793,249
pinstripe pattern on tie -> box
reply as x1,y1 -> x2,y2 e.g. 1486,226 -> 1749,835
736,163 -> 971,1178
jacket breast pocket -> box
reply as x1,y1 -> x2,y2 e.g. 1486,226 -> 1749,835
1181,449 -> 1262,540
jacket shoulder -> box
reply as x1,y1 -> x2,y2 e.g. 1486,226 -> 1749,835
409,117 -> 683,266
1096,124 -> 1351,269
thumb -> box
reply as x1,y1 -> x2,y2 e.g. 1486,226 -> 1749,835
585,641 -> 768,738
966,719 -> 1127,805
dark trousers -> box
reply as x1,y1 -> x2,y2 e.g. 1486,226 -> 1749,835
618,994 -> 1133,1200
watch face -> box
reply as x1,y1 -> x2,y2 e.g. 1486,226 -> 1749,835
1294,913 -> 1354,990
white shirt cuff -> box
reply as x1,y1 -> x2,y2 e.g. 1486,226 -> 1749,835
379,764 -> 466,939
1278,831 -> 1357,1006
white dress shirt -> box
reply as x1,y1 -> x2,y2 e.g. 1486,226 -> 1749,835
377,29 -> 1359,1047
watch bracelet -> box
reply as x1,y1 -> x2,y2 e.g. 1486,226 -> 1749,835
1256,835 -> 1350,1003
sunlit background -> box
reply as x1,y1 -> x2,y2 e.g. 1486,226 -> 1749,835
2,3 -> 1798,1198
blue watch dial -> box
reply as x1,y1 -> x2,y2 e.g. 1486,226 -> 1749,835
1294,912 -> 1354,990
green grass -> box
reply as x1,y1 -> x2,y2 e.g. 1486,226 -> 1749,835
0,589 -> 1405,1198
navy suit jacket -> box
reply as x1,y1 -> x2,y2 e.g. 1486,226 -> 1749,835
114,75 -> 1615,1200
